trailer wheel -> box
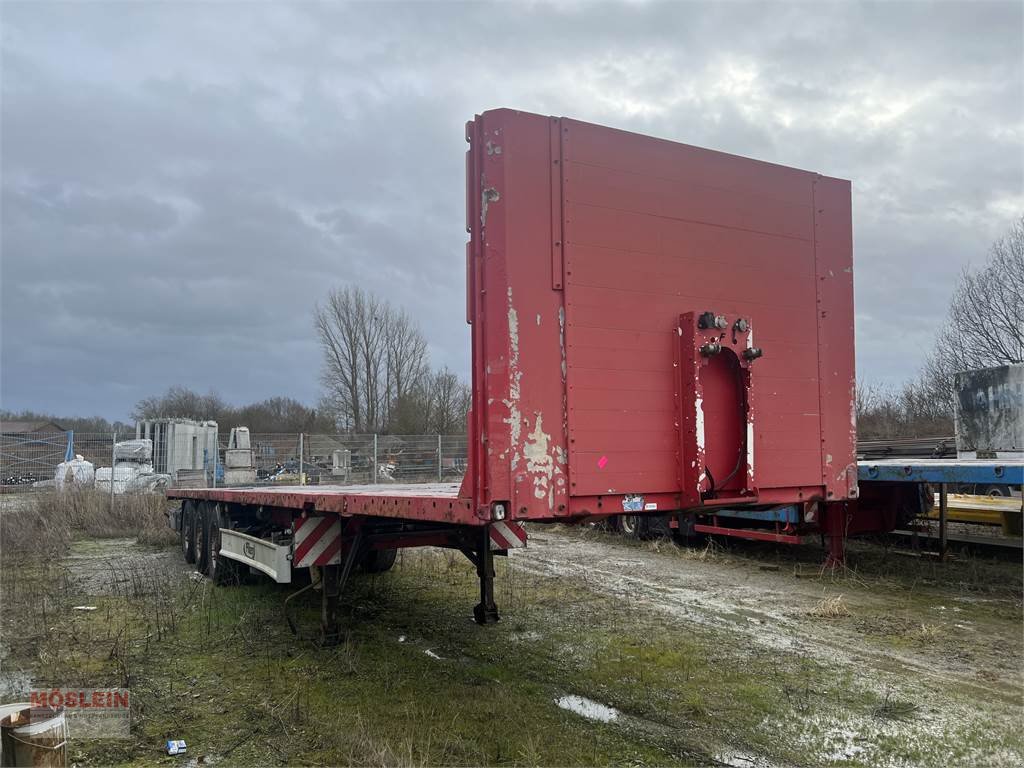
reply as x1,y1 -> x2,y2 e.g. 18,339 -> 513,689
672,514 -> 707,548
195,501 -> 212,575
616,515 -> 640,538
361,547 -> 397,574
204,504 -> 240,585
181,501 -> 197,564
637,514 -> 671,541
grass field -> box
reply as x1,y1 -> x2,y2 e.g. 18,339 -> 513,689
1,492 -> 1021,767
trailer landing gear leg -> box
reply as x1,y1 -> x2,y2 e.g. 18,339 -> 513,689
319,526 -> 364,647
823,503 -> 847,569
473,527 -> 499,625
320,563 -> 341,647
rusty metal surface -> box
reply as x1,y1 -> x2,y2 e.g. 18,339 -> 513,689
857,436 -> 957,459
171,483 -> 462,497
813,176 -> 858,500
859,459 -> 1023,485
954,364 -> 1024,455
167,483 -> 477,525
692,523 -> 802,544
465,109 -> 856,522
674,310 -> 757,507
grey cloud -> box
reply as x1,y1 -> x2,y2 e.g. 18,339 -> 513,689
2,0 -> 1021,419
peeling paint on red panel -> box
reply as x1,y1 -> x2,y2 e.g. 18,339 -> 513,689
466,110 -> 854,521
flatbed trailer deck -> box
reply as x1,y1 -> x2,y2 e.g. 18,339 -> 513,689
858,459 -> 1022,558
858,458 -> 1023,485
171,483 -> 472,524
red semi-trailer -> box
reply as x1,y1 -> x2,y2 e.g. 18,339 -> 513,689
168,108 -> 864,641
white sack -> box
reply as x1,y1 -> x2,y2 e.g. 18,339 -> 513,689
113,439 -> 153,461
95,465 -> 140,495
54,455 -> 95,491
96,464 -> 170,494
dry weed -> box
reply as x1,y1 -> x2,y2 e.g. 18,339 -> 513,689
872,687 -> 919,721
905,622 -> 940,643
1,490 -> 176,558
645,537 -> 679,554
808,593 -> 850,618
0,496 -> 71,561
684,540 -> 720,562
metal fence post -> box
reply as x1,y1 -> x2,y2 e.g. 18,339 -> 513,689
437,434 -> 442,482
372,434 -> 378,484
109,430 -> 117,510
299,432 -> 305,485
938,483 -> 948,562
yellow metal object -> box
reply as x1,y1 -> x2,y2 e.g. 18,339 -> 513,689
927,492 -> 1023,533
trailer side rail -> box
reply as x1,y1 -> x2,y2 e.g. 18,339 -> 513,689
167,482 -> 479,525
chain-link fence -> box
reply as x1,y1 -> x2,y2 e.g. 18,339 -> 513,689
1,431 -> 119,486
1,429 -> 469,491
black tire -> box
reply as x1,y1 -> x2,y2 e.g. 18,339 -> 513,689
204,504 -> 240,585
195,501 -> 211,575
637,514 -> 671,541
181,501 -> 197,564
672,514 -> 707,548
617,515 -> 640,538
361,547 -> 398,573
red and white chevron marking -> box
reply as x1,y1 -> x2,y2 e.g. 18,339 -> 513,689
293,514 -> 342,568
489,521 -> 527,550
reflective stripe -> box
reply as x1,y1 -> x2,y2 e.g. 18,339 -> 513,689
293,515 -> 342,567
490,521 -> 527,550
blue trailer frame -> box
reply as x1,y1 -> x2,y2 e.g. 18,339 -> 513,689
858,458 -> 1022,557
858,459 -> 1023,486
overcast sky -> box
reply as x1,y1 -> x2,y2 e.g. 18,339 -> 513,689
2,1 -> 1021,422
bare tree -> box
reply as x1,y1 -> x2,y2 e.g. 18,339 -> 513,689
856,378 -> 955,440
132,385 -> 227,422
856,218 -> 1022,439
924,216 -> 1024,407
315,288 -> 366,430
384,366 -> 470,435
356,291 -> 386,432
425,367 -> 471,435
856,382 -> 900,439
132,387 -> 332,432
315,287 -> 431,433
383,310 -> 429,427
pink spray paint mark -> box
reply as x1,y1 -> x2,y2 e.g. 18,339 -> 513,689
597,455 -> 608,469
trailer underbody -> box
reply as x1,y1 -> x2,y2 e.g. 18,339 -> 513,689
168,483 -> 530,642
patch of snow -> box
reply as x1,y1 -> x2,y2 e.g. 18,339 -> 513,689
556,694 -> 619,723
716,749 -> 775,767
